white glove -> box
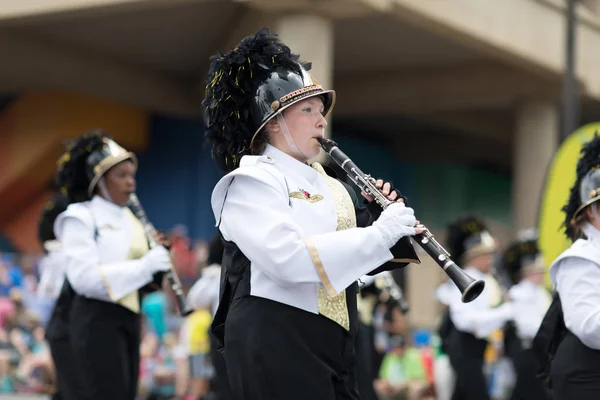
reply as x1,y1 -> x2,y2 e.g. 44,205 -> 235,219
142,246 -> 171,275
372,202 -> 417,248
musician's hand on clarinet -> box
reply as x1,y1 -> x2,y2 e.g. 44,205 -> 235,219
362,179 -> 399,203
153,231 -> 171,250
142,246 -> 171,275
372,202 -> 424,248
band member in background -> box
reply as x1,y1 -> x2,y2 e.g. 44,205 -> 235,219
203,29 -> 421,399
187,233 -> 233,400
37,197 -> 68,303
46,129 -> 171,400
356,272 -> 409,400
38,195 -> 79,400
434,279 -> 457,400
499,230 -> 551,400
548,135 -> 600,399
443,216 -> 514,400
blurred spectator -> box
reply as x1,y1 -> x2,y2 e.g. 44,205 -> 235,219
0,223 -> 219,398
169,225 -> 197,283
182,309 -> 213,399
374,335 -> 430,400
0,258 -> 22,296
142,292 -> 168,341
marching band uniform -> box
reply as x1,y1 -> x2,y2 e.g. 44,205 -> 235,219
500,233 -> 551,400
434,280 -> 457,400
356,272 -> 408,400
443,216 -> 514,400
203,29 -> 420,400
37,240 -> 66,301
38,196 -> 82,400
187,234 -> 223,318
46,131 -> 170,400
187,234 -> 234,400
548,135 -> 600,399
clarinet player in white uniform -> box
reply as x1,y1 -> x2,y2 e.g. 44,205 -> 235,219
203,29 -> 422,400
549,135 -> 600,399
47,130 -> 171,400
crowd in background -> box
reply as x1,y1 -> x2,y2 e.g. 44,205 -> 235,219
0,223 -> 542,400
0,226 -> 212,398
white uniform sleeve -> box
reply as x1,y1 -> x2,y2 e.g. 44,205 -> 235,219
55,207 -> 154,303
219,173 -> 394,297
555,257 -> 600,350
449,289 -> 513,339
36,251 -> 65,300
187,273 -> 220,311
508,283 -> 547,340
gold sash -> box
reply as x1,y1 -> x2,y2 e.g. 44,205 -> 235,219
117,208 -> 150,313
484,274 -> 504,363
312,162 -> 353,331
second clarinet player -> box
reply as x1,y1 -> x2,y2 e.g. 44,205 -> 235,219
47,130 -> 171,400
203,29 -> 422,400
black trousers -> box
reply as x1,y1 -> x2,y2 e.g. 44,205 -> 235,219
48,336 -> 84,400
224,295 -> 361,400
210,334 -> 235,400
69,296 -> 141,400
551,332 -> 600,400
508,348 -> 550,400
447,329 -> 489,400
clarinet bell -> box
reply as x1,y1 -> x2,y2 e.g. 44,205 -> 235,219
445,263 -> 486,303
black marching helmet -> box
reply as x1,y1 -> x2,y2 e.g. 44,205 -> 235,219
563,134 -> 600,239
203,28 -> 336,173
446,215 -> 497,266
500,229 -> 545,286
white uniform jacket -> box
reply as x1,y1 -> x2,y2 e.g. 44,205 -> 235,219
211,144 -> 418,316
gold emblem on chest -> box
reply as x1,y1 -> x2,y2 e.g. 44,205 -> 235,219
289,189 -> 324,203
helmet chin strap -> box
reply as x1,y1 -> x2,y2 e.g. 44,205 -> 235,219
592,202 -> 600,223
276,113 -> 306,160
97,177 -> 114,203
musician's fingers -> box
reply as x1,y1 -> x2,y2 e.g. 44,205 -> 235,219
414,226 -> 425,234
361,191 -> 374,203
376,179 -> 384,189
387,189 -> 398,201
382,182 -> 391,196
415,220 -> 420,226
154,231 -> 171,249
152,231 -> 163,242
395,198 -> 404,203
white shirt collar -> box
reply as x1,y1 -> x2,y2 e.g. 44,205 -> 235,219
91,195 -> 125,217
263,144 -> 319,182
582,222 -> 600,245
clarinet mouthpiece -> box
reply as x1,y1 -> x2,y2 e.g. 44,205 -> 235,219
316,137 -> 338,152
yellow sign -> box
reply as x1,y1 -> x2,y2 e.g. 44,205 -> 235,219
538,123 -> 600,286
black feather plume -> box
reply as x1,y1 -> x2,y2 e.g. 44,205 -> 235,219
202,28 -> 301,173
500,238 -> 538,285
446,215 -> 488,263
563,133 -> 600,239
42,129 -> 110,235
38,194 -> 70,244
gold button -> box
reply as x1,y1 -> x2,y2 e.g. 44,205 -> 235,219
271,101 -> 280,111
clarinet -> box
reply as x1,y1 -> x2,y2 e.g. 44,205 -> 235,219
129,194 -> 194,316
317,137 -> 485,303
379,273 -> 410,314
